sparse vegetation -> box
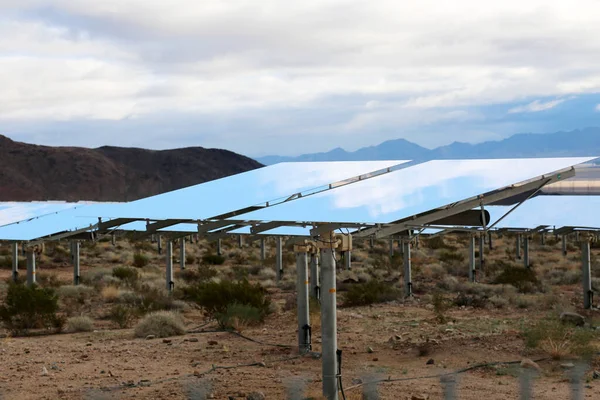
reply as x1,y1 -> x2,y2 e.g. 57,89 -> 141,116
112,266 -> 140,286
66,316 -> 94,332
343,280 -> 402,307
523,317 -> 597,360
493,266 -> 540,293
109,304 -> 136,328
134,311 -> 185,338
133,253 -> 150,268
202,253 -> 226,265
0,283 -> 61,335
216,303 -> 263,331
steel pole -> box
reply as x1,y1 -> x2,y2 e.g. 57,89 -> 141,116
26,250 -> 36,286
276,237 -> 283,281
320,247 -> 338,400
469,236 -> 476,282
73,241 -> 80,285
180,238 -> 186,270
166,241 -> 174,292
582,241 -> 593,309
524,236 -> 530,268
11,242 -> 19,282
296,252 -> 310,354
403,241 -> 412,296
310,253 -> 320,300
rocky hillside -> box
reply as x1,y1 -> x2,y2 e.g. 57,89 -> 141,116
0,135 -> 262,202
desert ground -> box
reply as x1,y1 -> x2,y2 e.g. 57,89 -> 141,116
0,233 -> 599,399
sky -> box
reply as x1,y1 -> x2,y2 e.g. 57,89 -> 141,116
1,1 -> 600,157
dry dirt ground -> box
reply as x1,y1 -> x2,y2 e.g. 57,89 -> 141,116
0,235 -> 599,399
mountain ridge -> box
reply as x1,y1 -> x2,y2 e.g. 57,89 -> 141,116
257,127 -> 600,164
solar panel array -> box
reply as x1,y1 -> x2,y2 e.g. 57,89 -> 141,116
0,157 -> 597,242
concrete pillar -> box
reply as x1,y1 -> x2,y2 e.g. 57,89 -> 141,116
157,235 -> 162,255
488,231 -> 493,251
562,235 -> 568,257
344,251 -> 351,270
166,241 -> 174,292
478,233 -> 485,273
72,241 -> 80,285
11,242 -> 19,282
310,253 -> 320,300
320,247 -> 338,400
524,236 -> 530,268
26,249 -> 36,286
260,238 -> 266,262
389,238 -> 394,257
238,235 -> 244,248
180,238 -> 186,270
582,241 -> 593,309
296,252 -> 310,354
469,236 -> 476,282
276,237 -> 283,281
516,234 -> 522,260
403,241 -> 412,297
217,238 -> 223,256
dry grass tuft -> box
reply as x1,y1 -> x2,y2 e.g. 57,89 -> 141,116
66,316 -> 94,333
101,286 -> 121,302
134,311 -> 186,338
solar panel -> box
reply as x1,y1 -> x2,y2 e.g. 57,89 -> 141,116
488,196 -> 600,230
0,160 -> 409,241
230,158 -> 596,231
0,202 -> 80,227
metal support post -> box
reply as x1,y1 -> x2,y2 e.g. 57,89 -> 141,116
217,238 -> 222,256
261,238 -> 266,261
524,236 -> 530,268
26,249 -> 36,286
157,235 -> 162,255
166,241 -> 174,292
488,231 -> 493,251
111,234 -> 116,246
310,253 -> 320,300
369,237 -> 374,249
576,231 -> 580,243
276,237 -> 283,281
344,251 -> 351,270
478,233 -> 485,273
403,241 -> 412,297
296,251 -> 310,354
11,242 -> 19,282
469,235 -> 476,282
389,238 -> 394,257
180,238 -> 186,270
238,235 -> 243,248
582,241 -> 593,309
320,246 -> 338,400
563,235 -> 568,256
516,234 -> 522,260
73,241 -> 80,285
541,233 -> 546,246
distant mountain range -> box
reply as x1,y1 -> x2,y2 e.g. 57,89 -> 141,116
256,127 -> 600,164
0,135 -> 262,202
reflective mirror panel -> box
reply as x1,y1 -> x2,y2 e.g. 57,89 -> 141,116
234,158 -> 596,228
488,196 -> 600,230
0,202 -> 80,227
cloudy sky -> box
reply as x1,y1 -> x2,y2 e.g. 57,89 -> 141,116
1,0 -> 600,157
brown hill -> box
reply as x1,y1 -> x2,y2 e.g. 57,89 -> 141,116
0,134 -> 263,202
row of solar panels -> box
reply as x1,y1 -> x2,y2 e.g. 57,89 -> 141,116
0,157 -> 598,242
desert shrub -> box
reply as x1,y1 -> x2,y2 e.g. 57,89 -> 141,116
515,296 -> 535,309
437,276 -> 459,291
343,280 -> 402,307
177,265 -> 218,283
231,266 -> 249,281
101,286 -> 121,302
202,253 -> 225,265
182,279 -> 271,319
66,316 -> 94,332
439,251 -> 465,263
0,256 -> 25,270
134,311 -> 185,338
133,253 -> 150,268
81,268 -> 113,287
489,295 -> 510,309
109,304 -> 136,328
58,285 -> 94,315
36,273 -> 62,288
0,283 -> 61,335
493,267 -> 540,293
216,303 -> 263,330
453,292 -> 488,308
135,285 -> 177,313
432,292 -> 450,323
112,266 -> 140,286
523,318 -> 597,359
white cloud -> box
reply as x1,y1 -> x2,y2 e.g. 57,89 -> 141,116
1,0 -> 600,153
508,98 -> 567,114
595,104 -> 600,112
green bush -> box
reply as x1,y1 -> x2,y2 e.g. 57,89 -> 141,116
135,284 -> 177,313
0,283 -> 61,335
453,292 -> 488,308
493,266 -> 540,293
177,265 -> 218,283
109,304 -> 136,328
343,280 -> 402,307
58,285 -> 94,315
432,292 -> 450,323
36,273 -> 62,288
523,318 -> 597,359
216,303 -> 263,330
182,279 -> 271,320
202,253 -> 226,265
133,253 -> 150,268
134,311 -> 185,338
112,266 -> 140,286
66,316 -> 94,332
